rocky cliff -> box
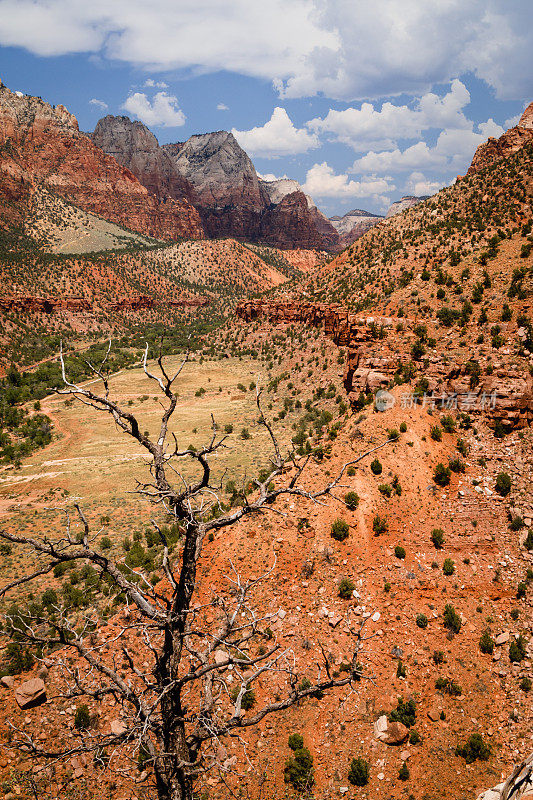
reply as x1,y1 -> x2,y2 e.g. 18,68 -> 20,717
91,115 -> 195,203
0,83 -> 204,241
329,208 -> 383,246
92,117 -> 340,249
385,195 -> 430,218
468,101 -> 533,174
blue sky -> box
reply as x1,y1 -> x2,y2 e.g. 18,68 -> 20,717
0,0 -> 530,216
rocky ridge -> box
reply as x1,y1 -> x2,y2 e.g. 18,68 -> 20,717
468,102 -> 533,174
0,82 -> 204,241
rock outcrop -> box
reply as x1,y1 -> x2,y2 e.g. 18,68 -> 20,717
385,196 -> 430,219
468,102 -> 533,175
15,678 -> 47,709
91,115 -> 195,203
0,82 -> 204,241
329,208 -> 383,246
91,117 -> 340,250
235,299 -> 533,430
0,295 -> 209,314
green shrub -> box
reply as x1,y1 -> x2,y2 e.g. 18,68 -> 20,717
344,491 -> 360,510
509,635 -> 526,663
394,545 -> 406,559
441,415 -> 456,433
288,733 -> 304,751
409,729 -> 421,745
430,425 -> 442,441
379,483 -> 393,497
348,757 -> 369,787
389,697 -> 416,728
396,660 -> 406,678
230,688 -> 256,710
240,428 -> 251,440
442,558 -> 455,576
74,704 -> 91,730
479,630 -> 494,655
433,463 -> 451,486
284,742 -> 314,791
449,457 -> 466,473
520,677 -> 532,692
372,514 -> 388,536
370,458 -> 382,475
347,466 -> 356,476
431,528 -> 445,549
456,733 -> 490,763
416,613 -> 428,629
443,604 -> 461,633
399,762 -> 410,781
338,578 -> 355,599
100,536 -> 112,550
331,518 -> 349,541
524,530 -> 533,551
400,422 -> 407,433
517,581 -> 527,599
495,472 -> 511,496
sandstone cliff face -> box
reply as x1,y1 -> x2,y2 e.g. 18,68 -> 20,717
385,196 -> 430,219
468,102 -> 533,174
0,83 -> 204,241
91,115 -> 194,203
329,208 -> 383,246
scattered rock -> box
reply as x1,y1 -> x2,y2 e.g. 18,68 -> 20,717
14,678 -> 46,709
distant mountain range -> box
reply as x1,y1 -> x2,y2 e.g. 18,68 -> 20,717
0,79 -> 438,251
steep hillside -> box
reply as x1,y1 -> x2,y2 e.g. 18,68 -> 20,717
0,82 -> 204,242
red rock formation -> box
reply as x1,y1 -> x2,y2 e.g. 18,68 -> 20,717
0,83 -> 204,241
235,299 -> 533,429
0,295 -> 209,313
467,102 -> 533,174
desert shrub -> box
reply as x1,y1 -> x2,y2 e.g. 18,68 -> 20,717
524,530 -> 533,551
230,688 -> 256,710
509,635 -> 527,663
456,438 -> 468,456
400,422 -> 407,433
348,758 -> 369,787
344,491 -> 360,510
100,536 -> 112,550
456,733 -> 490,763
370,458 -> 382,475
224,423 -> 233,434
1,641 -> 35,676
443,604 -> 461,633
441,415 -> 456,433
240,428 -> 251,440
379,483 -> 393,497
284,738 -> 314,791
338,578 -> 355,599
479,630 -> 494,655
409,729 -> 421,745
433,463 -> 451,486
74,704 -> 91,730
331,519 -> 349,542
372,515 -> 388,536
347,466 -> 356,476
449,457 -> 466,473
495,472 -> 511,496
431,528 -> 445,549
394,545 -> 406,559
442,558 -> 455,576
416,613 -> 428,629
389,698 -> 416,728
433,650 -> 445,665
509,515 -> 525,531
430,425 -> 442,441
435,677 -> 462,696
396,660 -> 406,678
288,733 -> 304,751
399,762 -> 410,781
520,677 -> 532,692
517,581 -> 527,599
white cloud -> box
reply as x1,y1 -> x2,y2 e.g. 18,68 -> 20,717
504,113 -> 521,128
232,107 -> 319,158
217,103 -> 229,111
89,97 -> 108,110
352,119 -> 505,175
144,78 -> 168,88
0,1 -> 528,101
302,162 -> 393,202
121,90 -> 185,127
405,171 -> 443,196
308,80 -> 472,151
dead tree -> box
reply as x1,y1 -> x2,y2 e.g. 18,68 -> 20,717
0,344 -> 391,800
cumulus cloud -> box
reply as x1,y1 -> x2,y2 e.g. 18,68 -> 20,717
217,103 -> 229,111
308,80 -> 472,151
404,171 -> 444,196
121,91 -> 185,127
144,79 -> 168,89
89,97 -> 108,110
351,118 -> 505,175
0,0 -> 529,101
232,107 -> 319,158
302,162 -> 393,202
